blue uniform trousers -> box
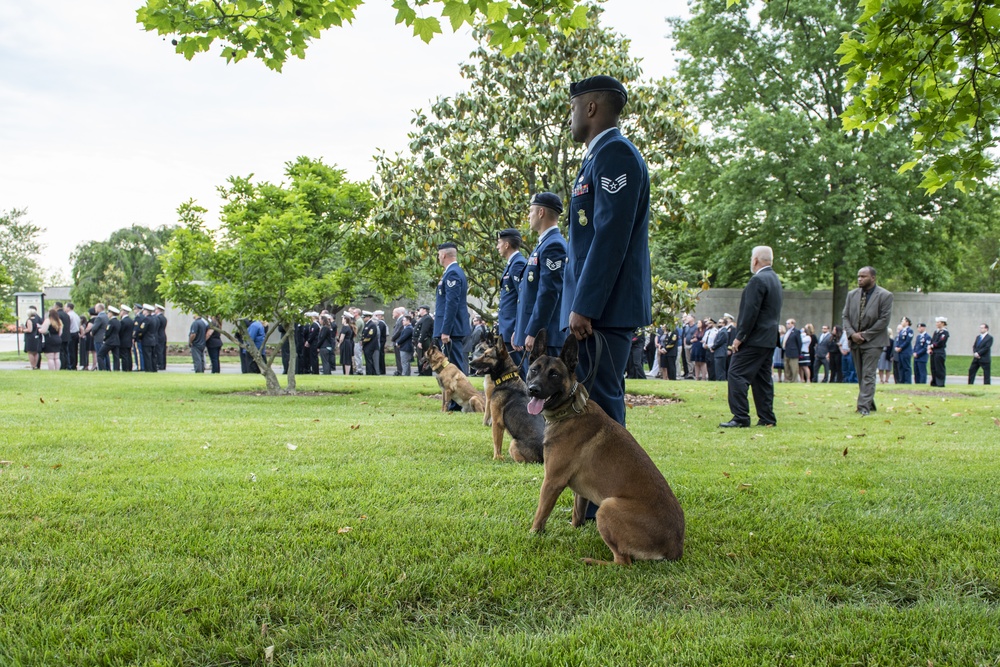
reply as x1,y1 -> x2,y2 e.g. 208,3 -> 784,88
574,327 -> 633,427
441,337 -> 467,374
913,356 -> 928,384
897,354 -> 912,383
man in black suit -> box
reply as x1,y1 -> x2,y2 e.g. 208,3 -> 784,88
721,246 -> 784,428
968,323 -> 992,385
929,316 -> 950,387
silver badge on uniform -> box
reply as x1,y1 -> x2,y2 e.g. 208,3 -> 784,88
578,210 -> 588,226
528,272 -> 534,282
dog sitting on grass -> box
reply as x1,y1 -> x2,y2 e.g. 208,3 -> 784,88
469,333 -> 544,463
425,344 -> 486,413
525,328 -> 684,565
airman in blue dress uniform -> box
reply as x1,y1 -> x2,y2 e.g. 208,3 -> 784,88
560,75 -> 652,427
912,322 -> 931,384
496,228 -> 527,368
433,241 -> 472,374
513,192 -> 567,374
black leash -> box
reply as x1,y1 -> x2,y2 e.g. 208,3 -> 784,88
579,329 -> 609,392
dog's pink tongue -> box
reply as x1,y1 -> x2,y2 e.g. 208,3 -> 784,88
527,397 -> 545,415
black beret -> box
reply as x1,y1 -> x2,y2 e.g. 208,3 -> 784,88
419,305 -> 431,311
437,242 -> 457,250
570,75 -> 628,104
497,228 -> 522,241
530,192 -> 563,214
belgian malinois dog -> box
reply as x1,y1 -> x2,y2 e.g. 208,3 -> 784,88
469,332 -> 544,463
426,344 -> 486,413
525,328 -> 684,565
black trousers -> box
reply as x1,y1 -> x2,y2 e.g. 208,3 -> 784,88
364,347 -> 378,375
60,341 -> 71,369
143,343 -> 157,372
930,352 -> 947,386
969,358 -> 991,384
714,355 -> 728,381
208,346 -> 221,373
663,354 -> 677,380
119,347 -> 132,372
68,337 -> 79,370
726,345 -> 776,425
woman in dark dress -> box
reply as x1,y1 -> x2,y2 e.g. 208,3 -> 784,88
206,316 -> 224,374
23,306 -> 42,370
38,307 -> 63,370
338,315 -> 355,376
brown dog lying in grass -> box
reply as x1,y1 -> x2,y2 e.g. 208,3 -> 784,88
525,328 -> 684,565
426,344 -> 485,413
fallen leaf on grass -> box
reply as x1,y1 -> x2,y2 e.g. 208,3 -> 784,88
265,645 -> 274,663
726,552 -> 737,558
312,419 -> 320,422
39,397 -> 44,404
951,412 -> 964,417
843,447 -> 848,457
0,461 -> 12,466
338,526 -> 352,534
994,417 -> 1000,427
925,421 -> 936,426
249,473 -> 257,482
738,483 -> 752,491
859,489 -> 866,494
846,435 -> 853,439
805,470 -> 812,475
261,622 -> 269,637
350,424 -> 360,430
359,401 -> 368,405
722,472 -> 731,478
359,514 -> 368,520
51,464 -> 62,470
286,443 -> 297,451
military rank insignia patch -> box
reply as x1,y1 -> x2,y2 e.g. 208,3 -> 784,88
446,280 -> 457,288
545,258 -> 563,271
600,174 -> 627,194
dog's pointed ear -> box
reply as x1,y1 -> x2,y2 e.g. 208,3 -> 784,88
529,328 -> 548,363
497,337 -> 509,359
560,335 -> 579,374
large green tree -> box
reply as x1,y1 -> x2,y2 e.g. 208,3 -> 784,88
670,0 -> 986,325
0,264 -> 13,324
0,208 -> 45,304
371,7 -> 695,316
70,225 -> 178,308
838,0 -> 1000,192
136,0 -> 589,70
160,157 -> 409,394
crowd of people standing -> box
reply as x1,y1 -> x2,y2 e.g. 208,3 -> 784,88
22,301 -> 176,373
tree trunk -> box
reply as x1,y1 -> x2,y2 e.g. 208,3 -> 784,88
831,260 -> 849,331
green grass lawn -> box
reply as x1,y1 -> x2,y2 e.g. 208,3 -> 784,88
2,372 -> 999,666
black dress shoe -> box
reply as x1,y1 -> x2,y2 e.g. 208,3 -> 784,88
856,408 -> 870,416
756,420 -> 776,427
719,419 -> 750,428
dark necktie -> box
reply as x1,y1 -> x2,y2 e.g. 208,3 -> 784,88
859,291 -> 867,314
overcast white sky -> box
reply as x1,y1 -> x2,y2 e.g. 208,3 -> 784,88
0,0 -> 689,279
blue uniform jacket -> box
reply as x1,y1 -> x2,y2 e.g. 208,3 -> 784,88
895,326 -> 913,355
913,331 -> 931,358
560,128 -> 652,330
433,262 -> 471,338
514,228 -> 567,349
497,252 -> 526,344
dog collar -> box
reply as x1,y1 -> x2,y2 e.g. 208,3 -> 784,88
542,382 -> 588,424
494,371 -> 520,387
